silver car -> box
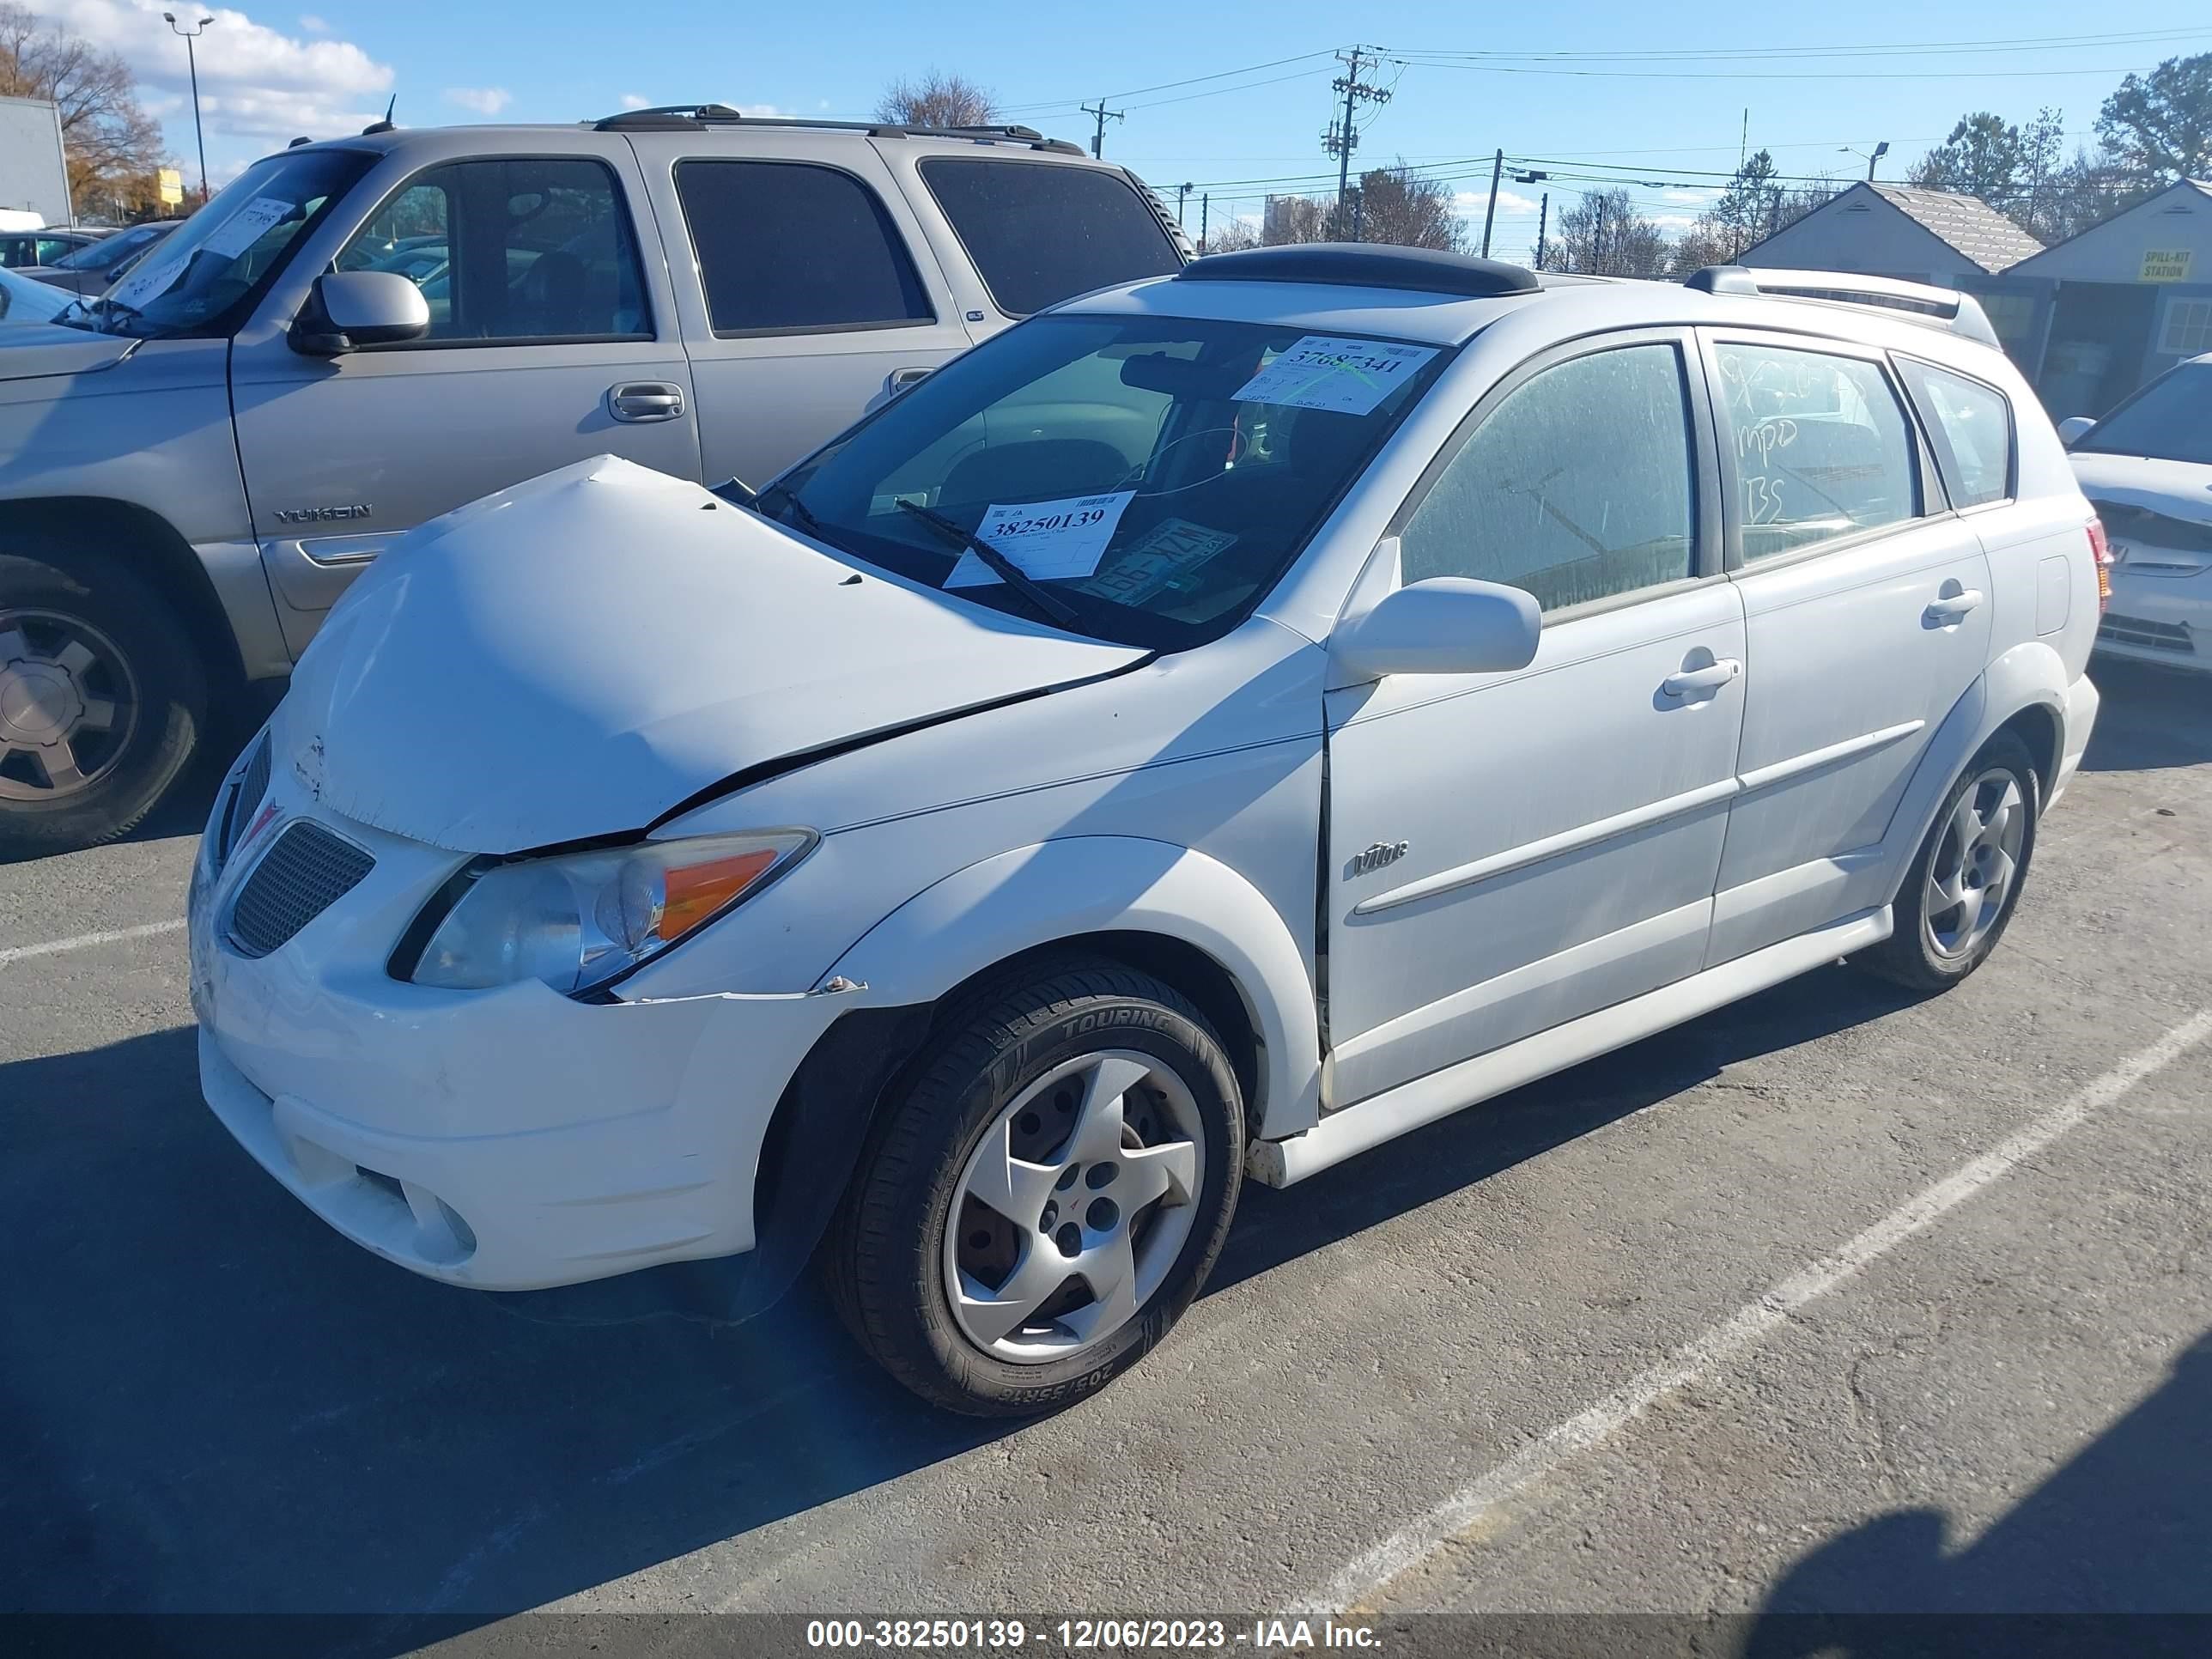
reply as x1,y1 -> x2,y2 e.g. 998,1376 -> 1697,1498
0,107 -> 1188,854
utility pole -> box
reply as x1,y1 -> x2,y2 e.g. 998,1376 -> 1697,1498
1322,46 -> 1391,241
1175,182 -> 1194,229
1534,192 -> 1548,270
1199,192 -> 1209,254
1480,148 -> 1504,258
1593,192 -> 1607,276
1080,100 -> 1124,160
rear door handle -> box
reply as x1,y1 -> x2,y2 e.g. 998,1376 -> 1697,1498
1923,588 -> 1984,625
888,367 -> 933,395
608,381 -> 685,422
1662,658 -> 1742,697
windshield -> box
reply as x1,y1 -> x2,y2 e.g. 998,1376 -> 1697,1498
59,148 -> 370,338
52,224 -> 161,271
2076,362 -> 2212,466
0,266 -> 73,325
770,313 -> 1449,648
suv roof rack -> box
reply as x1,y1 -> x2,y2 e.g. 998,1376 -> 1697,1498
1685,265 -> 2000,348
590,104 -> 1087,154
1176,244 -> 1540,298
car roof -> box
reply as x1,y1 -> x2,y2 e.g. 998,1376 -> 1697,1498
284,119 -> 1115,168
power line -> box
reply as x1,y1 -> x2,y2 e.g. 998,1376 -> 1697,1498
995,48 -> 1343,113
1391,26 -> 2209,63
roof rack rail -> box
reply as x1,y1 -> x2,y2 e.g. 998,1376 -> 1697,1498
1176,244 -> 1540,298
1685,265 -> 1999,348
589,105 -> 1084,152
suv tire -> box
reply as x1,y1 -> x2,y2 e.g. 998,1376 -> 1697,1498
828,960 -> 1244,1416
1856,731 -> 2040,993
0,545 -> 208,858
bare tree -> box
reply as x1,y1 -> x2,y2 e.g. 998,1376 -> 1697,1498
0,2 -> 168,214
875,70 -> 998,129
1202,218 -> 1263,255
1327,166 -> 1463,251
1554,188 -> 1669,277
1261,193 -> 1328,246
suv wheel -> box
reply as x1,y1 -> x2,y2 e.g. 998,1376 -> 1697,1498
829,961 -> 1244,1416
0,547 -> 207,858
1856,730 -> 2039,992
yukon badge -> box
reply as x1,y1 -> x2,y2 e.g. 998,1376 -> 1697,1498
275,503 -> 373,525
1351,840 -> 1409,877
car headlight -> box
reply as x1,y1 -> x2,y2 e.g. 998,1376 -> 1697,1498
405,829 -> 816,995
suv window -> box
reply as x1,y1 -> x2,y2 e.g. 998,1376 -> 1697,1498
1400,343 -> 1698,611
1714,340 -> 1918,561
675,160 -> 931,335
1899,359 -> 2014,508
917,159 -> 1182,318
336,157 -> 648,343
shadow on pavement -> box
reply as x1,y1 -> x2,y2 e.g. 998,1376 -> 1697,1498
0,958 -> 1924,1645
2080,660 -> 2212,775
1739,1327 -> 2212,1657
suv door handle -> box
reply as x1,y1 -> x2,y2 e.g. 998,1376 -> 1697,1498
888,367 -> 933,394
1661,658 -> 1742,697
609,382 -> 685,422
1923,588 -> 1984,625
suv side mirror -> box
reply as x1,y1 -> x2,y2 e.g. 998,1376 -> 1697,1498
2057,416 -> 2096,447
1331,577 -> 1542,681
290,270 -> 428,356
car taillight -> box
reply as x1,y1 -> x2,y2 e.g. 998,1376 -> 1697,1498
2087,518 -> 2114,614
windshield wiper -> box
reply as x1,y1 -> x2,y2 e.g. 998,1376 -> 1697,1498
895,498 -> 1081,629
754,481 -> 837,545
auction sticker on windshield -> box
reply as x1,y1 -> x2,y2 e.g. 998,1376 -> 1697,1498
945,491 -> 1136,587
1233,335 -> 1440,416
201,195 -> 295,258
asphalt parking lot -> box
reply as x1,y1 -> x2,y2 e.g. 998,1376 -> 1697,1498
4,660 -> 2209,1652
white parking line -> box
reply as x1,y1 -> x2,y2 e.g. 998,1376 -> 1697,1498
1306,1004 -> 2212,1615
0,918 -> 185,969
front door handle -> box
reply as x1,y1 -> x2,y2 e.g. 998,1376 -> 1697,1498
1923,587 -> 1984,626
608,381 -> 685,422
1662,658 -> 1743,698
888,367 -> 933,395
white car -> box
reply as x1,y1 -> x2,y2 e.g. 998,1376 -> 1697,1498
191,249 -> 2104,1414
2062,353 -> 2212,672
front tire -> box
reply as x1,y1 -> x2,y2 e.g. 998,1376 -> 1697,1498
829,961 -> 1244,1416
1856,730 -> 2040,992
0,546 -> 208,858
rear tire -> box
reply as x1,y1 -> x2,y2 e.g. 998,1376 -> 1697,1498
1855,731 -> 2039,993
827,960 -> 1244,1416
0,545 -> 207,859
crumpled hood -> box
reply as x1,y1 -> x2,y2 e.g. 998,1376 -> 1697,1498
275,454 -> 1144,853
2071,452 -> 2212,528
0,323 -> 136,383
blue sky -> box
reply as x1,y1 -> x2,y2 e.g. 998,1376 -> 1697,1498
44,0 -> 2212,258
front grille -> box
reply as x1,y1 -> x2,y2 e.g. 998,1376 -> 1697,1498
2099,615 -> 2196,655
228,821 -> 375,958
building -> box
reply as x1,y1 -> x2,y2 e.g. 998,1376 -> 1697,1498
1990,179 -> 2212,420
1735,181 -> 2045,289
0,95 -> 72,228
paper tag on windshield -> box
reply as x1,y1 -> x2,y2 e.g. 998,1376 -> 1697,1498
1082,519 -> 1238,605
1232,335 -> 1439,416
103,250 -> 190,313
201,194 -> 295,258
945,491 -> 1135,588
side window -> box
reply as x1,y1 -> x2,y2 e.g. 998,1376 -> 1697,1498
918,158 -> 1182,318
1400,343 -> 1698,612
334,157 -> 648,343
1713,340 -> 1918,561
676,160 -> 931,335
1899,358 -> 2014,508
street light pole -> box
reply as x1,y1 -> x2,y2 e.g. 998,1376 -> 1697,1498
163,13 -> 214,204
1841,142 -> 1891,182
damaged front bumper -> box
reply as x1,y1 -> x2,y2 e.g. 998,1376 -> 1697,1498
190,774 -> 849,1292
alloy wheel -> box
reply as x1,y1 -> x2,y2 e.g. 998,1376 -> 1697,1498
1923,766 -> 2027,959
0,608 -> 140,804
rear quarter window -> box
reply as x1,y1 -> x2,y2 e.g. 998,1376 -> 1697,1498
917,158 -> 1182,318
1898,357 -> 2014,508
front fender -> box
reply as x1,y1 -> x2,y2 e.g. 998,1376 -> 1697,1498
1880,640 -> 2071,907
827,836 -> 1322,1139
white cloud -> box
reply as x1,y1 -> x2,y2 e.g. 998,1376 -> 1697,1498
33,0 -> 393,141
1652,213 -> 1700,230
443,86 -> 511,116
297,10 -> 325,29
1454,188 -> 1539,217
1662,187 -> 1717,205
619,93 -> 653,111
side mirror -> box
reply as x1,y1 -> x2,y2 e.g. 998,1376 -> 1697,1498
1330,576 -> 1542,682
2057,416 -> 2096,447
290,270 -> 428,356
